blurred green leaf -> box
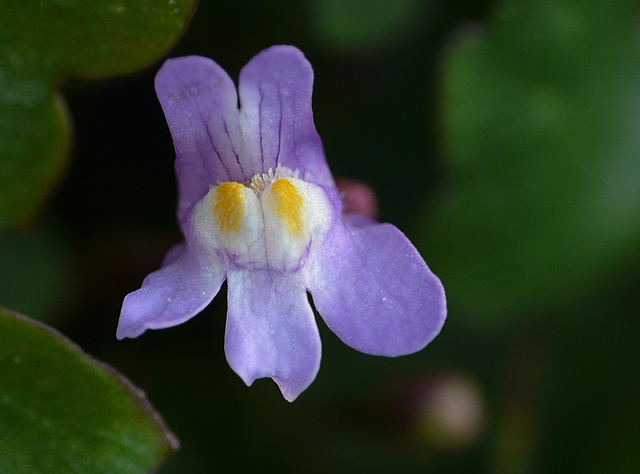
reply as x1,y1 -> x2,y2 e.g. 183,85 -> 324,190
309,0 -> 430,55
0,222 -> 72,323
0,308 -> 178,473
0,0 -> 197,227
421,0 -> 640,327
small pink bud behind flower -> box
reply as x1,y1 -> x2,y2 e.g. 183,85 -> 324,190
335,178 -> 378,220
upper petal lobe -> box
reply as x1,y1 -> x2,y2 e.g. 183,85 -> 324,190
155,56 -> 248,221
238,46 -> 334,187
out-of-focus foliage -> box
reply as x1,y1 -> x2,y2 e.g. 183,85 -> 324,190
1,0 -> 640,472
0,308 -> 178,473
417,0 -> 640,472
0,0 -> 197,227
422,0 -> 640,326
0,222 -> 72,323
309,0 -> 431,55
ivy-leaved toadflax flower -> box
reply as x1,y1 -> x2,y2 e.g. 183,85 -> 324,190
117,46 -> 446,401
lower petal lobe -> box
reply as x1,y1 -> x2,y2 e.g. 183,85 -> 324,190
117,246 -> 225,339
310,216 -> 446,357
224,269 -> 321,401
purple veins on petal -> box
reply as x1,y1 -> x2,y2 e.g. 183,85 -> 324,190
118,45 -> 446,401
155,55 -> 247,218
238,46 -> 334,187
224,270 -> 321,402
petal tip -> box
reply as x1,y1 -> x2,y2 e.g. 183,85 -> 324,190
274,378 -> 306,402
257,44 -> 308,62
425,274 -> 448,342
154,55 -> 235,105
240,45 -> 313,87
232,369 -> 305,402
116,322 -> 145,340
236,370 -> 258,389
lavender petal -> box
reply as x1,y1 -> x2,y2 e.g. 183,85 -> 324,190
310,215 -> 446,356
117,246 -> 225,339
238,46 -> 334,187
224,269 -> 321,401
155,56 -> 248,221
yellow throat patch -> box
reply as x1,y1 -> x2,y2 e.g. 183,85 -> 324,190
271,179 -> 305,237
213,182 -> 246,233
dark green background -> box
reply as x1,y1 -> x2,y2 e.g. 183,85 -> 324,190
2,0 -> 640,472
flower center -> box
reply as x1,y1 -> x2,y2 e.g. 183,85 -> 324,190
193,167 -> 331,272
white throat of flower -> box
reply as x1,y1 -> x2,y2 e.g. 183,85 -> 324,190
193,166 -> 332,272
246,166 -> 300,194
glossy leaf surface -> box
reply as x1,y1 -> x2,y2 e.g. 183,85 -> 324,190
0,0 -> 197,227
0,308 -> 178,473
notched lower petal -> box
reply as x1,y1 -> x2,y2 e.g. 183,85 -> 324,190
224,270 -> 321,401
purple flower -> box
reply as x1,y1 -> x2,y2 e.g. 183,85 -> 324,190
117,46 -> 446,401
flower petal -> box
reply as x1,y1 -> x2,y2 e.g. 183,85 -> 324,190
161,242 -> 185,267
238,46 -> 334,187
224,270 -> 321,401
117,245 -> 225,339
310,215 -> 446,356
155,56 -> 249,221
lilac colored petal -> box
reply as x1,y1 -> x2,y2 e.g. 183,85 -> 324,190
310,215 -> 446,356
117,246 -> 225,339
238,46 -> 334,187
155,56 -> 248,221
161,242 -> 185,267
224,270 -> 321,401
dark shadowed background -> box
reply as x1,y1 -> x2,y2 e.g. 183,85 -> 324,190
2,0 -> 640,472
